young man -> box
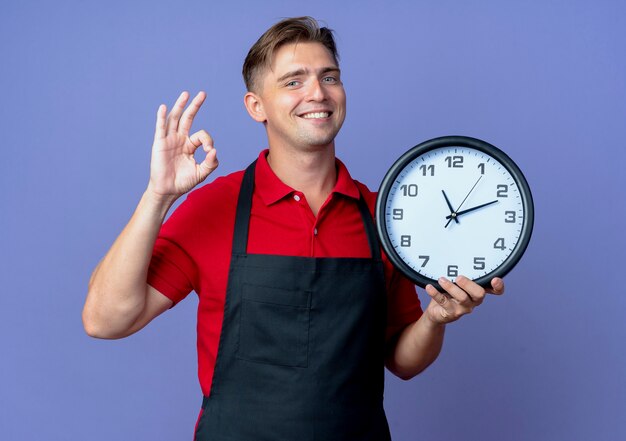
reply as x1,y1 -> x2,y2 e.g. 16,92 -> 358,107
84,16 -> 504,440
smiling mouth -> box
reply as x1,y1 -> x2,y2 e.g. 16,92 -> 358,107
300,111 -> 332,119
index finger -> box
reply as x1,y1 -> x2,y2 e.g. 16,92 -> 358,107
178,91 -> 207,134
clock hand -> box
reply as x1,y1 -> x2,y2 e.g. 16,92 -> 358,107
441,190 -> 459,224
445,175 -> 483,228
446,200 -> 499,219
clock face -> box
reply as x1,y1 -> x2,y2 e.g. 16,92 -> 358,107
376,136 -> 534,289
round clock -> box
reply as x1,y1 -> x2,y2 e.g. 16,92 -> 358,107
376,136 -> 534,290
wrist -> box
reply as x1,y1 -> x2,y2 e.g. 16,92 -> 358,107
141,186 -> 179,217
420,312 -> 447,332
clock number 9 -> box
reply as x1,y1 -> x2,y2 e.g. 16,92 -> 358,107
400,184 -> 418,197
392,208 -> 404,220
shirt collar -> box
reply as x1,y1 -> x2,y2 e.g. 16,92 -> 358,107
254,149 -> 361,206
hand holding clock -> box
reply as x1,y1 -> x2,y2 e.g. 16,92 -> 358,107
424,275 -> 505,325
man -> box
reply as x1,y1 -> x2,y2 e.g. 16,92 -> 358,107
83,16 -> 504,440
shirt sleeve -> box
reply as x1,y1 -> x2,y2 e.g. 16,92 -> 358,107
148,237 -> 195,306
147,195 -> 200,306
385,267 -> 423,341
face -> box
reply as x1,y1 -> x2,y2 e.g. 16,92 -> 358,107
246,42 -> 346,152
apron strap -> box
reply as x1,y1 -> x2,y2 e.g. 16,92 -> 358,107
232,159 -> 382,260
356,194 -> 383,261
231,160 -> 256,255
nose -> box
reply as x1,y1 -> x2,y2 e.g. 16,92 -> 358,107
306,78 -> 326,101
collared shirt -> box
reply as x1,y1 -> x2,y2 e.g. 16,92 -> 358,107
148,150 -> 422,395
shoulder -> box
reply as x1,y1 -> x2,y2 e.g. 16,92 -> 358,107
186,169 -> 244,206
161,169 -> 244,235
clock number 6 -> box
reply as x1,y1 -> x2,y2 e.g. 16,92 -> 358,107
447,265 -> 458,277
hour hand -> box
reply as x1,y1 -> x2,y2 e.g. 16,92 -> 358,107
441,190 -> 459,224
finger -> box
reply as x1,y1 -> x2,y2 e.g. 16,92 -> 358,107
179,91 -> 207,135
425,284 -> 452,308
455,275 -> 486,304
438,276 -> 474,306
166,91 -> 190,134
198,147 -> 219,179
486,277 -> 505,295
154,104 -> 167,140
188,130 -> 214,154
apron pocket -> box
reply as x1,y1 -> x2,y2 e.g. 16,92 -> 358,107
237,283 -> 311,367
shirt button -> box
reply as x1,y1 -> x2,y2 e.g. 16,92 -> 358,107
293,194 -> 301,202
314,228 -> 318,235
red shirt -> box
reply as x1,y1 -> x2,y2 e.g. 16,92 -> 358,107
148,150 -> 422,395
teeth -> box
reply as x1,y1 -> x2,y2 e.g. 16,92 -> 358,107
302,112 -> 329,119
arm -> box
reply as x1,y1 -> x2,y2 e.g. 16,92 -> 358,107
386,276 -> 504,380
83,91 -> 218,339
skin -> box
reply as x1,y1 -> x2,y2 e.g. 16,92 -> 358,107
83,41 -> 505,381
243,42 -> 347,215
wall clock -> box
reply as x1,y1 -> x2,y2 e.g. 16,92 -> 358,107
376,136 -> 534,290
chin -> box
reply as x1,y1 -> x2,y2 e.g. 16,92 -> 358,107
297,129 -> 341,148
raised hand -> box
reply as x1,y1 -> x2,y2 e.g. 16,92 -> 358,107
148,91 -> 218,199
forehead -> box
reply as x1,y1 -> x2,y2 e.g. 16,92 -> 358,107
266,42 -> 338,78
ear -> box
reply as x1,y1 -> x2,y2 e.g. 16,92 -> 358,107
244,92 -> 267,122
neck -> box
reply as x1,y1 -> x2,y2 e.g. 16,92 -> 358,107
266,145 -> 337,216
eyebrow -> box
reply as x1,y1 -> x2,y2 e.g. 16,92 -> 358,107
276,67 -> 341,84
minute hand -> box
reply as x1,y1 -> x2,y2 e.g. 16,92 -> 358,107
446,200 -> 499,219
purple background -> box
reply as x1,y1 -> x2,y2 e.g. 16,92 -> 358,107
1,1 -> 625,439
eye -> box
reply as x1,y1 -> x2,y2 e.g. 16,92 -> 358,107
322,76 -> 338,84
286,80 -> 301,87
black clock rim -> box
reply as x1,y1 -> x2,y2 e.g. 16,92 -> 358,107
375,135 -> 535,290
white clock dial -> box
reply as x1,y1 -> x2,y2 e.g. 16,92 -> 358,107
377,137 -> 533,289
